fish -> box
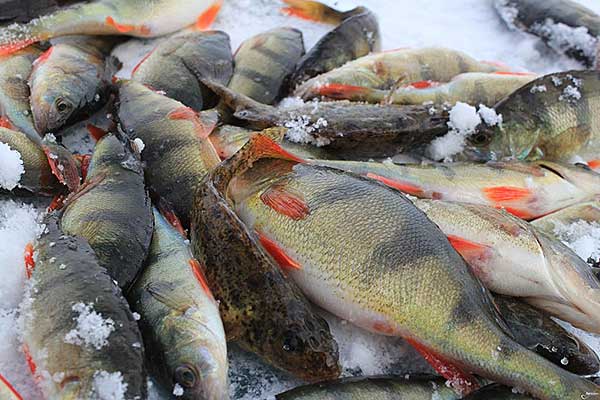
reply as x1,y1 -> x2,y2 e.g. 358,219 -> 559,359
117,80 -> 221,227
128,207 -> 228,400
60,133 -> 153,290
317,160 -> 600,220
29,35 -> 119,134
0,127 -> 80,195
0,0 -> 224,55
531,201 -> 600,236
275,375 -> 459,400
283,0 -> 381,89
221,132 -> 600,399
0,45 -> 43,143
494,0 -> 600,67
293,47 -> 504,101
494,294 -> 600,375
132,30 -> 233,111
0,373 -> 22,400
189,128 -> 341,382
463,70 -> 600,165
317,72 -> 537,107
412,198 -> 600,334
21,212 -> 147,399
462,384 -> 534,399
228,27 -> 305,105
205,79 -> 449,159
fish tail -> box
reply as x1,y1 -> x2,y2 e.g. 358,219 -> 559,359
194,0 -> 223,30
281,0 -> 348,25
316,83 -> 379,101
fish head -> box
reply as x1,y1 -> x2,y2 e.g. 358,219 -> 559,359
31,87 -> 77,134
171,352 -> 228,400
536,161 -> 600,194
462,118 -> 541,161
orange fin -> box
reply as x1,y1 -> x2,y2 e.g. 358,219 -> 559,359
75,154 -> 91,182
366,173 -> 425,197
0,373 -> 22,400
260,184 -> 310,220
33,46 -> 53,68
280,0 -> 343,24
250,133 -> 306,164
256,230 -> 301,273
407,80 -> 440,89
372,321 -> 396,335
47,194 -> 66,212
167,106 -> 215,140
131,47 -> 156,76
588,159 -> 600,170
482,186 -> 532,203
446,235 -> 492,264
105,16 -> 150,35
499,206 -> 535,220
22,344 -> 37,377
405,338 -> 480,395
189,259 -> 214,298
317,83 -> 371,99
86,124 -> 108,141
0,116 -> 15,130
0,39 -> 37,56
195,0 -> 223,30
42,146 -> 80,192
156,198 -> 187,238
24,243 -> 35,279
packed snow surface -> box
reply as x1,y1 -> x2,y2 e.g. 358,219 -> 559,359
3,0 -> 600,399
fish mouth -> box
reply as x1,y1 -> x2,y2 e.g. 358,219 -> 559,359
32,108 -> 49,135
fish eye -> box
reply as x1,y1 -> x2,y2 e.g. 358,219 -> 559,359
55,99 -> 70,113
175,364 -> 198,388
468,131 -> 492,146
282,332 -> 304,353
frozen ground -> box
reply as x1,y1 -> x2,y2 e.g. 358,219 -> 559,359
2,0 -> 600,399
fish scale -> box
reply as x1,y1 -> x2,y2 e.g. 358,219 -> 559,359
225,135 -> 600,399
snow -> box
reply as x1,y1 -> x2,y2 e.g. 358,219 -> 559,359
91,371 -> 128,400
132,138 -> 145,154
532,19 -> 598,62
64,302 -> 116,350
172,383 -> 184,397
553,220 -> 600,261
427,102 -> 481,161
530,84 -> 547,93
283,115 -> 330,146
0,143 -> 24,191
478,104 -> 503,127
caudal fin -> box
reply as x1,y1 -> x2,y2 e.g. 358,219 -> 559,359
281,0 -> 347,25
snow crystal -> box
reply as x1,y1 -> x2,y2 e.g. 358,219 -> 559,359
494,0 -> 519,30
0,143 -> 24,190
447,102 -> 481,133
478,104 -> 503,126
530,84 -> 547,93
552,220 -> 600,261
551,75 -> 564,87
132,312 -> 141,321
172,383 -> 184,397
284,115 -> 330,147
132,138 -> 145,153
532,19 -> 598,62
278,97 -> 306,109
91,371 -> 127,400
559,85 -> 582,102
64,303 -> 115,350
427,102 -> 481,161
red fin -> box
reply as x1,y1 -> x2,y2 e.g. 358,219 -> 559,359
482,186 -> 532,203
42,146 -> 80,192
256,230 -> 301,273
47,194 -> 66,212
0,39 -> 37,56
86,124 -> 107,141
446,235 -> 492,264
33,46 -> 53,68
157,199 -> 187,238
407,80 -> 440,89
250,134 -> 306,164
588,159 -> 600,170
317,83 -> 371,99
189,259 -> 214,298
75,154 -> 91,181
372,321 -> 395,335
366,173 -> 424,196
24,243 -> 34,280
105,16 -> 150,35
131,47 -> 156,76
405,338 -> 480,395
0,373 -> 22,400
493,71 -> 535,76
499,206 -> 535,220
0,116 -> 15,130
22,344 -> 37,375
260,185 -> 310,220
195,0 -> 223,30
167,106 -> 215,139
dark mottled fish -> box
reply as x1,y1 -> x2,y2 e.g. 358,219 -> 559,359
228,27 -> 304,105
223,133 -> 600,399
462,384 -> 534,399
118,80 -> 220,227
21,213 -> 146,399
60,134 -> 153,290
494,0 -> 600,67
132,30 -> 233,111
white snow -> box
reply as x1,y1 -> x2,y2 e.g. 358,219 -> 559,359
283,115 -> 330,147
0,143 -> 24,190
91,371 -> 128,400
172,383 -> 184,397
532,19 -> 598,62
530,84 -> 547,93
560,85 -> 582,102
64,302 -> 115,350
427,102 -> 481,161
478,104 -> 503,127
132,138 -> 145,154
553,220 -> 600,261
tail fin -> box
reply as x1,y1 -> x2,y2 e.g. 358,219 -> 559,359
281,0 -> 351,25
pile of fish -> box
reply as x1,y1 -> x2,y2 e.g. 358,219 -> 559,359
0,0 -> 600,399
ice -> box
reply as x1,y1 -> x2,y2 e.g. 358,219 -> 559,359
132,138 -> 145,153
530,84 -> 547,93
0,143 -> 24,191
552,220 -> 600,261
283,115 -> 330,147
64,302 -> 115,350
531,19 -> 598,62
478,104 -> 503,127
91,371 -> 127,400
427,102 -> 481,161
172,383 -> 184,397
559,85 -> 582,102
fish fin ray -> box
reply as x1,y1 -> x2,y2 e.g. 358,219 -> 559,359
256,230 -> 301,274
260,184 -> 310,220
